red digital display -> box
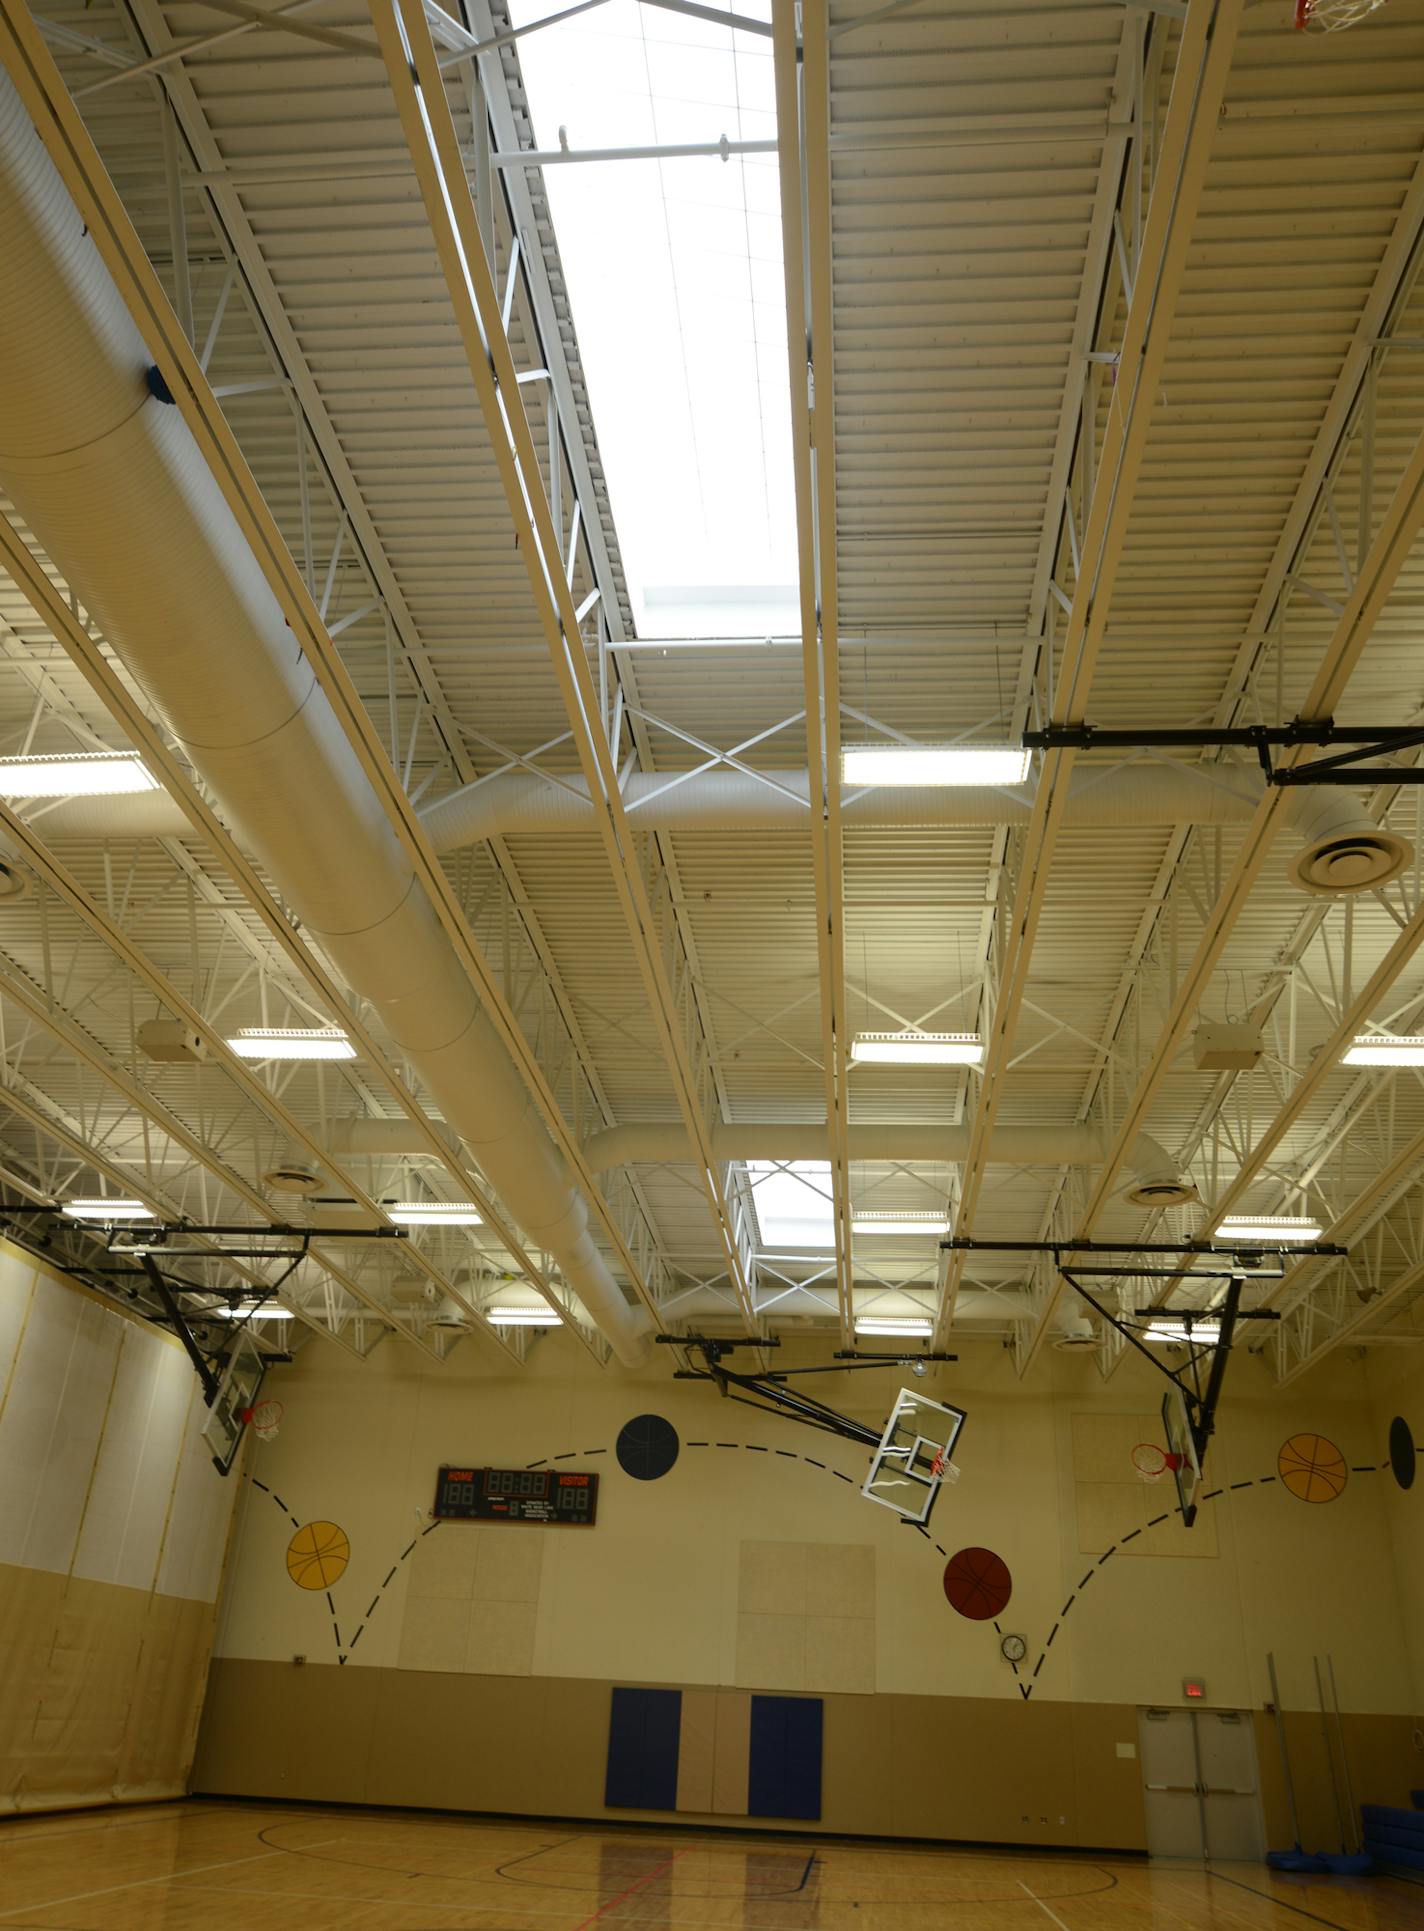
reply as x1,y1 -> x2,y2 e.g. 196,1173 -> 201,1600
433,1464 -> 598,1524
1183,1678 -> 1206,1700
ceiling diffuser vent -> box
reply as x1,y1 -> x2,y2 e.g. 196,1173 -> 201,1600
1288,791 -> 1411,896
1053,1317 -> 1099,1352
1124,1175 -> 1200,1209
262,1162 -> 323,1197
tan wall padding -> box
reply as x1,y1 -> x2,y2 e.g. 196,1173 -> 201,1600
0,1562 -> 217,1811
675,1687 -> 716,1812
194,1657 -> 1161,1847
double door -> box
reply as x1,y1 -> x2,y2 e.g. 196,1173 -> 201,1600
1139,1706 -> 1264,1861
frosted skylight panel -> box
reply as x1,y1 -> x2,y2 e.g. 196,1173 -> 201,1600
509,0 -> 795,636
746,1160 -> 835,1248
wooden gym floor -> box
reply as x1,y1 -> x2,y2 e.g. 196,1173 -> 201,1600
0,1801 -> 1420,1930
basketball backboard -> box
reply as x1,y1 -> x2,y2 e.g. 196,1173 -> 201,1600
1162,1384 -> 1202,1528
861,1386 -> 967,1525
201,1329 -> 267,1475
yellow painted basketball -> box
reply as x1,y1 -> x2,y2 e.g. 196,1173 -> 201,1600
286,1520 -> 350,1590
1277,1433 -> 1348,1504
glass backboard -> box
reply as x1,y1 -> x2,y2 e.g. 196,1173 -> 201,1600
861,1386 -> 967,1525
1162,1384 -> 1202,1528
201,1329 -> 267,1476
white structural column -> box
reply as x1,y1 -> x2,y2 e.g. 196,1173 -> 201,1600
370,0 -> 758,1327
934,0 -> 1246,1346
773,0 -> 852,1342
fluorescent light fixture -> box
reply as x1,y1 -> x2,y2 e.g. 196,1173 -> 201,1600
851,1211 -> 950,1236
0,751 -> 157,796
228,1027 -> 355,1060
1214,1214 -> 1322,1244
1342,1034 -> 1424,1066
61,1197 -> 155,1221
1145,1321 -> 1220,1343
747,1160 -> 835,1249
219,1304 -> 296,1321
842,744 -> 1031,788
851,1032 -> 984,1067
386,1202 -> 483,1226
854,1317 -> 933,1337
486,1306 -> 562,1327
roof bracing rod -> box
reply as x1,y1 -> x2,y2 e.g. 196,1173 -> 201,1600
1016,421 -> 1424,1374
934,0 -> 1247,1347
771,0 -> 854,1344
372,0 -> 758,1328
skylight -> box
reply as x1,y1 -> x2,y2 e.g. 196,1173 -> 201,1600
746,1160 -> 834,1249
508,0 -> 795,637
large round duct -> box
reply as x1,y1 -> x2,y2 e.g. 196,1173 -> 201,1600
1287,789 -> 1412,896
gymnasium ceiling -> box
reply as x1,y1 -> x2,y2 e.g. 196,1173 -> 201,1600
2,0 -> 1424,1387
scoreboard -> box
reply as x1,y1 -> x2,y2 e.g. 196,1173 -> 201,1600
433,1465 -> 598,1525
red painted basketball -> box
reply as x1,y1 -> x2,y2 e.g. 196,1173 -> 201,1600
943,1546 -> 1012,1621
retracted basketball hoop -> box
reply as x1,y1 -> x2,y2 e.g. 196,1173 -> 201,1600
240,1398 -> 283,1442
1131,1441 -> 1182,1484
1294,0 -> 1389,30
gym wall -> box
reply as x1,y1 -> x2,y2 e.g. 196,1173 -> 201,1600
0,1241 -> 239,1812
192,1333 -> 1423,1846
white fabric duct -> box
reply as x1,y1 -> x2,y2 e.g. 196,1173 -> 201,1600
581,1121 -> 1179,1177
30,759 -> 1269,845
329,1118 -> 459,1157
0,76 -> 647,1366
419,762 -> 1267,846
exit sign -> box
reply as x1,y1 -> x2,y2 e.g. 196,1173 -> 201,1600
1183,1677 -> 1206,1700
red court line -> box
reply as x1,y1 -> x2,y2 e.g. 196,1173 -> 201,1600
572,1848 -> 684,1930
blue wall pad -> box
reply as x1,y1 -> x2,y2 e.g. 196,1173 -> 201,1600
747,1694 -> 823,1821
605,1687 -> 682,1810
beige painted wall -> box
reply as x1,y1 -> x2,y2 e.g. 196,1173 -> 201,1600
0,1241 -> 239,1811
194,1330 -> 1422,1839
1366,1345 -> 1424,1711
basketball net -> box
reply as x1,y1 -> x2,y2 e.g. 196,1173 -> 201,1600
1294,0 -> 1388,30
240,1399 -> 283,1442
1131,1443 -> 1182,1484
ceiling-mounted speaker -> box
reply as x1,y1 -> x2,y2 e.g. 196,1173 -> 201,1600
1287,789 -> 1411,896
1193,1021 -> 1263,1072
137,1018 -> 206,1063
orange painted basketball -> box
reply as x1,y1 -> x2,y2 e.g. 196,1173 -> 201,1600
1277,1433 -> 1348,1504
943,1546 -> 1012,1621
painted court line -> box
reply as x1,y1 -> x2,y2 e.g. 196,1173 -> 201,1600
572,1847 -> 683,1930
0,1833 -> 349,1921
1017,1876 -> 1075,1931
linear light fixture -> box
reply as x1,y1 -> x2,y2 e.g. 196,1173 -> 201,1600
1214,1214 -> 1322,1243
842,744 -> 1031,787
1145,1321 -> 1220,1343
1341,1034 -> 1424,1066
228,1027 -> 356,1060
851,1211 -> 950,1236
851,1032 -> 984,1066
486,1306 -> 562,1327
387,1202 -> 483,1226
0,751 -> 158,796
854,1317 -> 933,1337
219,1304 -> 296,1321
61,1197 -> 155,1221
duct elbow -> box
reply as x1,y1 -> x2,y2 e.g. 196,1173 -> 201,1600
1122,1134 -> 1198,1209
1287,788 -> 1411,896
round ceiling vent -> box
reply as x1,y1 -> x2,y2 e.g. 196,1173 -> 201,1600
1124,1175 -> 1200,1209
0,861 -> 30,901
1053,1317 -> 1099,1352
1287,791 -> 1412,896
262,1162 -> 323,1196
